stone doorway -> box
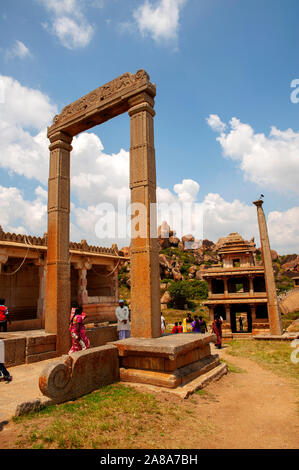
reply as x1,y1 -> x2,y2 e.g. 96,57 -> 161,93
230,304 -> 252,333
45,70 -> 161,354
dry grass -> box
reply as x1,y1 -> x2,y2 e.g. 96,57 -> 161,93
225,339 -> 299,382
10,384 -> 213,449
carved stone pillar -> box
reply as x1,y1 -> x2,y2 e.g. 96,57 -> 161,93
74,260 -> 92,306
207,279 -> 212,296
45,131 -> 72,355
253,199 -> 283,335
128,93 -> 161,338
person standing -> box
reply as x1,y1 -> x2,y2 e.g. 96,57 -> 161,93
178,321 -> 183,333
199,316 -> 208,334
212,314 -> 223,349
115,300 -> 130,340
191,316 -> 201,333
239,316 -> 244,332
161,312 -> 166,334
68,306 -> 90,354
0,339 -> 12,382
0,299 -> 10,332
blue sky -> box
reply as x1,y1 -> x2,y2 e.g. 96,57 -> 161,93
1,0 -> 299,253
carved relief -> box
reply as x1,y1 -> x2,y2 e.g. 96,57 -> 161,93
52,70 -> 153,127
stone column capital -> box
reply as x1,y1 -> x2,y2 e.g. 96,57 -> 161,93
128,101 -> 155,118
253,199 -> 263,208
48,131 -> 73,152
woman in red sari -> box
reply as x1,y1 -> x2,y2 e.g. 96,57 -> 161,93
68,305 -> 90,354
212,314 -> 223,349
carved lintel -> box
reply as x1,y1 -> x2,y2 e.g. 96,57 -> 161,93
49,70 -> 155,133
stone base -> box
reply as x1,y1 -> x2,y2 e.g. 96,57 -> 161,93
253,332 -> 299,341
120,362 -> 229,399
112,333 -> 220,389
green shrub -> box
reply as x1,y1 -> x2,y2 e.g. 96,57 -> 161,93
168,280 -> 208,309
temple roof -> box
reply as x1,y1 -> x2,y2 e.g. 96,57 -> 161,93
217,232 -> 256,255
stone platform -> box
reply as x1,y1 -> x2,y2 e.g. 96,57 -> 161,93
112,333 -> 221,389
253,332 -> 299,341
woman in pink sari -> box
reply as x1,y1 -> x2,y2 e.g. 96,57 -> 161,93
68,305 -> 90,354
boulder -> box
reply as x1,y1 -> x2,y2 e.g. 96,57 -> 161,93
271,250 -> 279,261
160,291 -> 171,304
287,319 -> 299,333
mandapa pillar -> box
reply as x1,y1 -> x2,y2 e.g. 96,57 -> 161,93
128,93 -> 161,338
45,131 -> 73,355
253,199 -> 283,335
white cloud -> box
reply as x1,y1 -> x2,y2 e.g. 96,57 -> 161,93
206,114 -> 226,133
201,193 -> 258,243
5,40 -> 32,60
133,0 -> 187,43
268,207 -> 299,254
173,178 -> 200,203
207,114 -> 299,195
1,75 -> 299,254
0,185 -> 47,235
0,75 -> 57,184
38,0 -> 94,49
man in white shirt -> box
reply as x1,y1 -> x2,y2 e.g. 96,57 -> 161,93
115,300 -> 130,340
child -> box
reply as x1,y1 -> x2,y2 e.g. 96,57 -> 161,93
171,322 -> 179,334
178,321 -> 183,333
0,298 -> 9,332
0,339 -> 12,382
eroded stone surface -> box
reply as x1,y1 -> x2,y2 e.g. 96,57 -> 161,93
39,345 -> 119,403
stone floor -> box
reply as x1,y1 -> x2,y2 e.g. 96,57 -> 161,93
0,358 -> 55,423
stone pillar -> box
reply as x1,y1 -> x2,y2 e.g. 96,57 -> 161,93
113,266 -> 119,303
207,279 -> 212,296
250,304 -> 256,321
74,260 -> 92,306
78,268 -> 89,305
45,131 -> 73,355
253,199 -> 283,335
128,93 -> 161,338
225,304 -> 231,325
208,306 -> 214,322
224,277 -> 228,297
0,254 -> 8,275
35,259 -> 47,327
249,275 -> 254,296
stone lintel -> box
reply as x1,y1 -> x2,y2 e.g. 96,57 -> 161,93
47,70 -> 156,138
